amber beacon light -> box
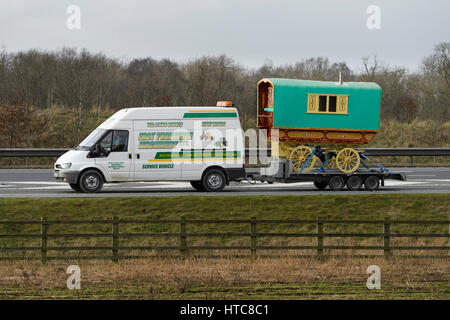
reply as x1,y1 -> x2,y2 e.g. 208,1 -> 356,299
216,101 -> 233,107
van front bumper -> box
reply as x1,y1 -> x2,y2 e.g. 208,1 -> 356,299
54,170 -> 80,184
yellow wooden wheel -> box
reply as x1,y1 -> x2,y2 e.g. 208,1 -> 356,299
336,148 -> 360,173
290,146 -> 316,173
325,156 -> 336,169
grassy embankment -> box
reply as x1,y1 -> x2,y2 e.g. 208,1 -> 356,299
0,194 -> 449,299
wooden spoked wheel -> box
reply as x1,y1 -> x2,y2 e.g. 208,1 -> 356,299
336,148 -> 360,173
325,155 -> 337,169
290,146 -> 316,173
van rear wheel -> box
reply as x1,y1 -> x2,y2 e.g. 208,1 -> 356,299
78,170 -> 104,193
190,181 -> 205,191
202,169 -> 226,192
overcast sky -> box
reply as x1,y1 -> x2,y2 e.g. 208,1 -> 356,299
1,0 -> 448,72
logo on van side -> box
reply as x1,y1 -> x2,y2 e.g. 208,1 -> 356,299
143,164 -> 174,169
147,121 -> 183,128
108,162 -> 125,170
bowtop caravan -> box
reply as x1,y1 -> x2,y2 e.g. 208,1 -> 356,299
54,104 -> 245,192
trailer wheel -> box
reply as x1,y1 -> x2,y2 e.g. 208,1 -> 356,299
190,181 -> 205,191
202,169 -> 226,192
347,175 -> 363,191
364,175 -> 380,191
78,170 -> 104,193
329,176 -> 345,191
313,181 -> 328,190
69,183 -> 81,192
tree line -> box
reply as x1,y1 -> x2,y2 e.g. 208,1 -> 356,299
0,43 -> 448,149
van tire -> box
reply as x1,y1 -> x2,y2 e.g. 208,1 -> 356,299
202,169 -> 226,192
78,170 -> 104,193
69,183 -> 81,192
190,181 -> 205,191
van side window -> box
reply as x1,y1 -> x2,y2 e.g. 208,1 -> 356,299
99,131 -> 113,156
111,130 -> 129,152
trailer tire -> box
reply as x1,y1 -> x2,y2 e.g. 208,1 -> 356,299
190,181 -> 205,191
69,183 -> 81,192
202,169 -> 226,192
347,175 -> 363,191
364,175 -> 380,191
329,176 -> 345,191
78,170 -> 104,193
313,181 -> 328,190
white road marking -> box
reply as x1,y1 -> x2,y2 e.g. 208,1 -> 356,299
408,175 -> 436,177
12,180 -> 425,190
17,186 -> 72,190
0,181 -> 62,185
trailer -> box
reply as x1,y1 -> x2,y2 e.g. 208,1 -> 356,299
245,158 -> 406,191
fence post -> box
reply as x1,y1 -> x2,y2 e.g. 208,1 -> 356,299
250,217 -> 256,259
112,216 -> 119,262
316,217 -> 323,258
40,217 -> 48,263
179,217 -> 187,258
383,218 -> 391,257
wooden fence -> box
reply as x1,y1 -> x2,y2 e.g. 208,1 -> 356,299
0,217 -> 449,262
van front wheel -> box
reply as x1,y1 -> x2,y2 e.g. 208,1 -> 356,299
78,170 -> 104,193
202,169 -> 226,192
69,183 -> 81,192
190,181 -> 205,191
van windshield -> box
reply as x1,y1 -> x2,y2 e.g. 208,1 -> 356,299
76,128 -> 108,149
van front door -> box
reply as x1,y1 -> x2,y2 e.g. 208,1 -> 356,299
94,130 -> 132,181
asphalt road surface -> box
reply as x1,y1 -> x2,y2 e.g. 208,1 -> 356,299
0,167 -> 449,198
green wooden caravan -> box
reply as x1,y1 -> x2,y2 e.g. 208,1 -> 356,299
258,78 -> 381,144
257,78 -> 382,173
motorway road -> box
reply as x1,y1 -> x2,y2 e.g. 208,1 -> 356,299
0,168 -> 449,198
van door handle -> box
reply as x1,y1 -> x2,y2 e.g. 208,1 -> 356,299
136,154 -> 140,159
128,153 -> 132,159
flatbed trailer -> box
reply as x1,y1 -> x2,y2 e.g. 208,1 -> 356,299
245,159 -> 406,191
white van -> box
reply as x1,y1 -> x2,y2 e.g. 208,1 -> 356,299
54,104 -> 245,192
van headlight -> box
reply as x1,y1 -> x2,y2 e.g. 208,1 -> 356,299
59,163 -> 72,169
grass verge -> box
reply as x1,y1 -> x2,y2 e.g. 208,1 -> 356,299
0,194 -> 448,299
0,257 -> 448,299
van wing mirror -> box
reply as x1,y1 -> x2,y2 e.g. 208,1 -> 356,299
88,144 -> 101,158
